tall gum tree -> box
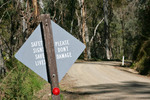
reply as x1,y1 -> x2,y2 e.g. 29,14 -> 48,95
103,0 -> 112,60
76,0 -> 85,60
77,0 -> 90,60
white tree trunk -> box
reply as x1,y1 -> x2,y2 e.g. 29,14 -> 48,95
106,39 -> 110,60
0,45 -> 5,76
22,17 -> 27,33
19,0 -> 27,41
90,18 -> 104,45
85,23 -> 91,59
39,0 -> 44,10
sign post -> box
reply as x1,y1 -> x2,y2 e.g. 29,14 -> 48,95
15,14 -> 85,100
40,14 -> 60,99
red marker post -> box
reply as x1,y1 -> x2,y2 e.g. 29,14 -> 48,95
52,87 -> 60,95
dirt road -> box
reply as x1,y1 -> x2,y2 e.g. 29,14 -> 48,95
60,61 -> 150,100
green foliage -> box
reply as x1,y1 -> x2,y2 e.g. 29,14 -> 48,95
1,58 -> 46,99
0,1 -> 46,99
138,1 -> 150,38
134,40 -> 150,75
133,0 -> 150,75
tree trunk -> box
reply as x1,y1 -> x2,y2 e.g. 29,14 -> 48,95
22,17 -> 27,42
39,0 -> 44,11
32,0 -> 38,17
121,16 -> 125,57
20,0 -> 27,42
121,20 -> 125,56
81,0 -> 90,60
70,20 -> 74,34
85,23 -> 90,59
0,41 -> 6,76
75,9 -> 82,37
103,0 -> 111,60
76,0 -> 90,60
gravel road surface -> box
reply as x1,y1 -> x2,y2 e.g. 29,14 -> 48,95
60,61 -> 150,100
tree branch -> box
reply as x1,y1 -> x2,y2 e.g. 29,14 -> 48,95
89,17 -> 104,45
0,1 -> 11,9
0,10 -> 7,23
0,35 -> 12,53
53,0 -> 59,6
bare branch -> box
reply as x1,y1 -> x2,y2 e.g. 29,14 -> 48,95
0,10 -> 7,23
75,9 -> 79,18
0,1 -> 11,9
52,10 -> 57,20
0,35 -> 12,53
85,13 -> 91,20
89,17 -> 104,45
51,0 -> 59,20
54,0 -> 59,6
16,0 -> 21,10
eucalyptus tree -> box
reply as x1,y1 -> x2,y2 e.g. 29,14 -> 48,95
103,0 -> 112,60
111,0 -> 139,59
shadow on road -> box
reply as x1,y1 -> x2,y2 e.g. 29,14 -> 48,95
62,81 -> 150,99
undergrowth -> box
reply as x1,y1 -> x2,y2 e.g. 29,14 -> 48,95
0,58 -> 46,99
133,40 -> 150,75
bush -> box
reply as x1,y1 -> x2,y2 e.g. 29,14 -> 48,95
0,58 -> 46,99
134,40 -> 150,75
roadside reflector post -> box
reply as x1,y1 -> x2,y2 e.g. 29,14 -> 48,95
40,14 -> 60,100
122,56 -> 124,66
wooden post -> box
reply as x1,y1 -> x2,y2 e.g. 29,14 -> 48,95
40,14 -> 60,100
